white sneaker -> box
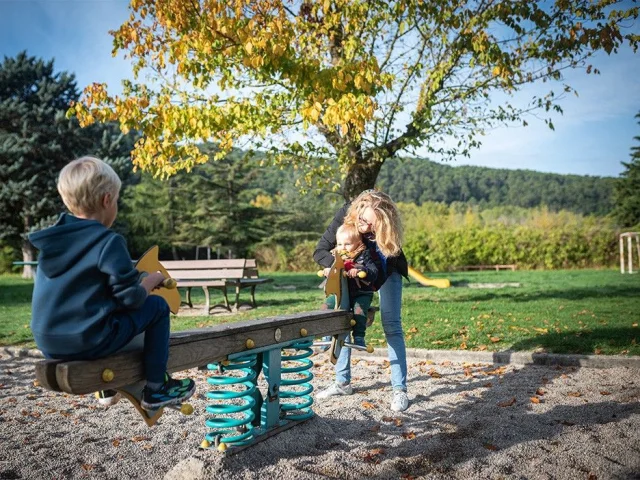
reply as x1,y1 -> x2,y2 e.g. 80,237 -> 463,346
316,382 -> 353,400
390,390 -> 409,412
95,389 -> 121,407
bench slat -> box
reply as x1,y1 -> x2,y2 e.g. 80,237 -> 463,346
167,269 -> 245,280
163,259 -> 246,269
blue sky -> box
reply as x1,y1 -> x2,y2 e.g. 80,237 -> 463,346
1,0 -> 639,178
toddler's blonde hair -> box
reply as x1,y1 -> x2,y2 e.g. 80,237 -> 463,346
336,223 -> 361,244
57,156 -> 121,216
344,190 -> 403,258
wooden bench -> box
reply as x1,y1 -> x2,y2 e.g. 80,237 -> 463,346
162,258 -> 273,314
455,264 -> 517,271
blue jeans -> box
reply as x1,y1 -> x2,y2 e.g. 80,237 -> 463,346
335,272 -> 407,391
46,296 -> 170,385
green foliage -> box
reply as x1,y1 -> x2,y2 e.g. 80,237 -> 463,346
401,203 -> 619,271
0,243 -> 17,274
612,111 -> 640,229
378,157 -> 615,215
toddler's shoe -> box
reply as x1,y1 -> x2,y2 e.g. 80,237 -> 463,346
141,373 -> 196,411
95,389 -> 121,407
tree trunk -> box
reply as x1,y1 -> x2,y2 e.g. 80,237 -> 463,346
343,159 -> 384,201
21,238 -> 35,279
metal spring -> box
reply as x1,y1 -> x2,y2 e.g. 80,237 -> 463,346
280,339 -> 314,421
204,354 -> 257,447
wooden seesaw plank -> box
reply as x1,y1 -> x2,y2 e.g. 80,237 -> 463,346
36,310 -> 352,395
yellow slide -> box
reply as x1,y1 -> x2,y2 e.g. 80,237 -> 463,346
407,266 -> 451,288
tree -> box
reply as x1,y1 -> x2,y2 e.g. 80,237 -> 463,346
73,0 -> 639,200
612,112 -> 640,228
0,52 -> 136,277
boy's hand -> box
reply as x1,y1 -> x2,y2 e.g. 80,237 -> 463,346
141,272 -> 166,293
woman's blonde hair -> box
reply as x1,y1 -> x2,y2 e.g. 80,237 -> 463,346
57,156 -> 121,216
344,190 -> 403,257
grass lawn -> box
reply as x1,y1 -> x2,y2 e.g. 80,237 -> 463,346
1,269 -> 639,355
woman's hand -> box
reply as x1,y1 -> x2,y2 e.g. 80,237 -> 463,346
141,272 -> 166,293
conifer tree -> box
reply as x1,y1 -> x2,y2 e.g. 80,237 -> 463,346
613,112 -> 640,228
0,52 -> 135,277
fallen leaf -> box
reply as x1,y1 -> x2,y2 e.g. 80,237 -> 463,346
477,345 -> 488,351
567,392 -> 581,397
497,397 -> 516,407
431,340 -> 444,345
483,443 -> 499,451
369,424 -> 381,432
530,397 -> 541,404
428,368 -> 442,378
594,348 -> 602,355
536,388 -> 545,396
484,382 -> 493,388
533,327 -> 548,334
402,431 -> 416,440
361,401 -> 377,409
131,436 -> 150,442
393,418 -> 403,427
490,337 -> 501,343
600,391 -> 611,396
112,439 -> 121,447
459,342 -> 467,350
81,464 -> 95,471
407,327 -> 418,334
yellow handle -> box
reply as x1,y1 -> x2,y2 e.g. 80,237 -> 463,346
162,278 -> 177,289
317,270 -> 325,277
343,270 -> 367,278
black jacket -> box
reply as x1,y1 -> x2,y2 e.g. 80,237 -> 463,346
313,203 -> 409,282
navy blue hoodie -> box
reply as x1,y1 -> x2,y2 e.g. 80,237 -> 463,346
29,213 -> 147,356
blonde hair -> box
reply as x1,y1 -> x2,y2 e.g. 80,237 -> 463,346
336,223 -> 361,243
344,190 -> 403,257
57,156 -> 121,216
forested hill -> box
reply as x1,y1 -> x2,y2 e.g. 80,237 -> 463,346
376,157 -> 616,215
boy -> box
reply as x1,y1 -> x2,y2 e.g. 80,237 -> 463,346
322,224 -> 382,346
29,156 -> 195,411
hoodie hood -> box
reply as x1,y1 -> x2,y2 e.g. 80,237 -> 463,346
29,213 -> 111,278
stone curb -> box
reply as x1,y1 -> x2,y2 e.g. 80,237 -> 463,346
2,346 -> 639,369
361,348 -> 640,369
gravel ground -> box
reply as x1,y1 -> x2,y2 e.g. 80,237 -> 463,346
1,350 -> 639,480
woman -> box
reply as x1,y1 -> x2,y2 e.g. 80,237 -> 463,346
313,189 -> 409,412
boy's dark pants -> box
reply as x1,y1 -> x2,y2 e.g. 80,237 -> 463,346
323,292 -> 374,339
45,296 -> 170,385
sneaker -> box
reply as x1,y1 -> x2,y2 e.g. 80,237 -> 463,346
95,389 -> 121,407
390,389 -> 409,412
353,336 -> 366,347
316,382 -> 353,400
141,373 -> 196,410
316,335 -> 332,353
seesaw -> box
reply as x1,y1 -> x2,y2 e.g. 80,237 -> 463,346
34,248 -> 364,454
